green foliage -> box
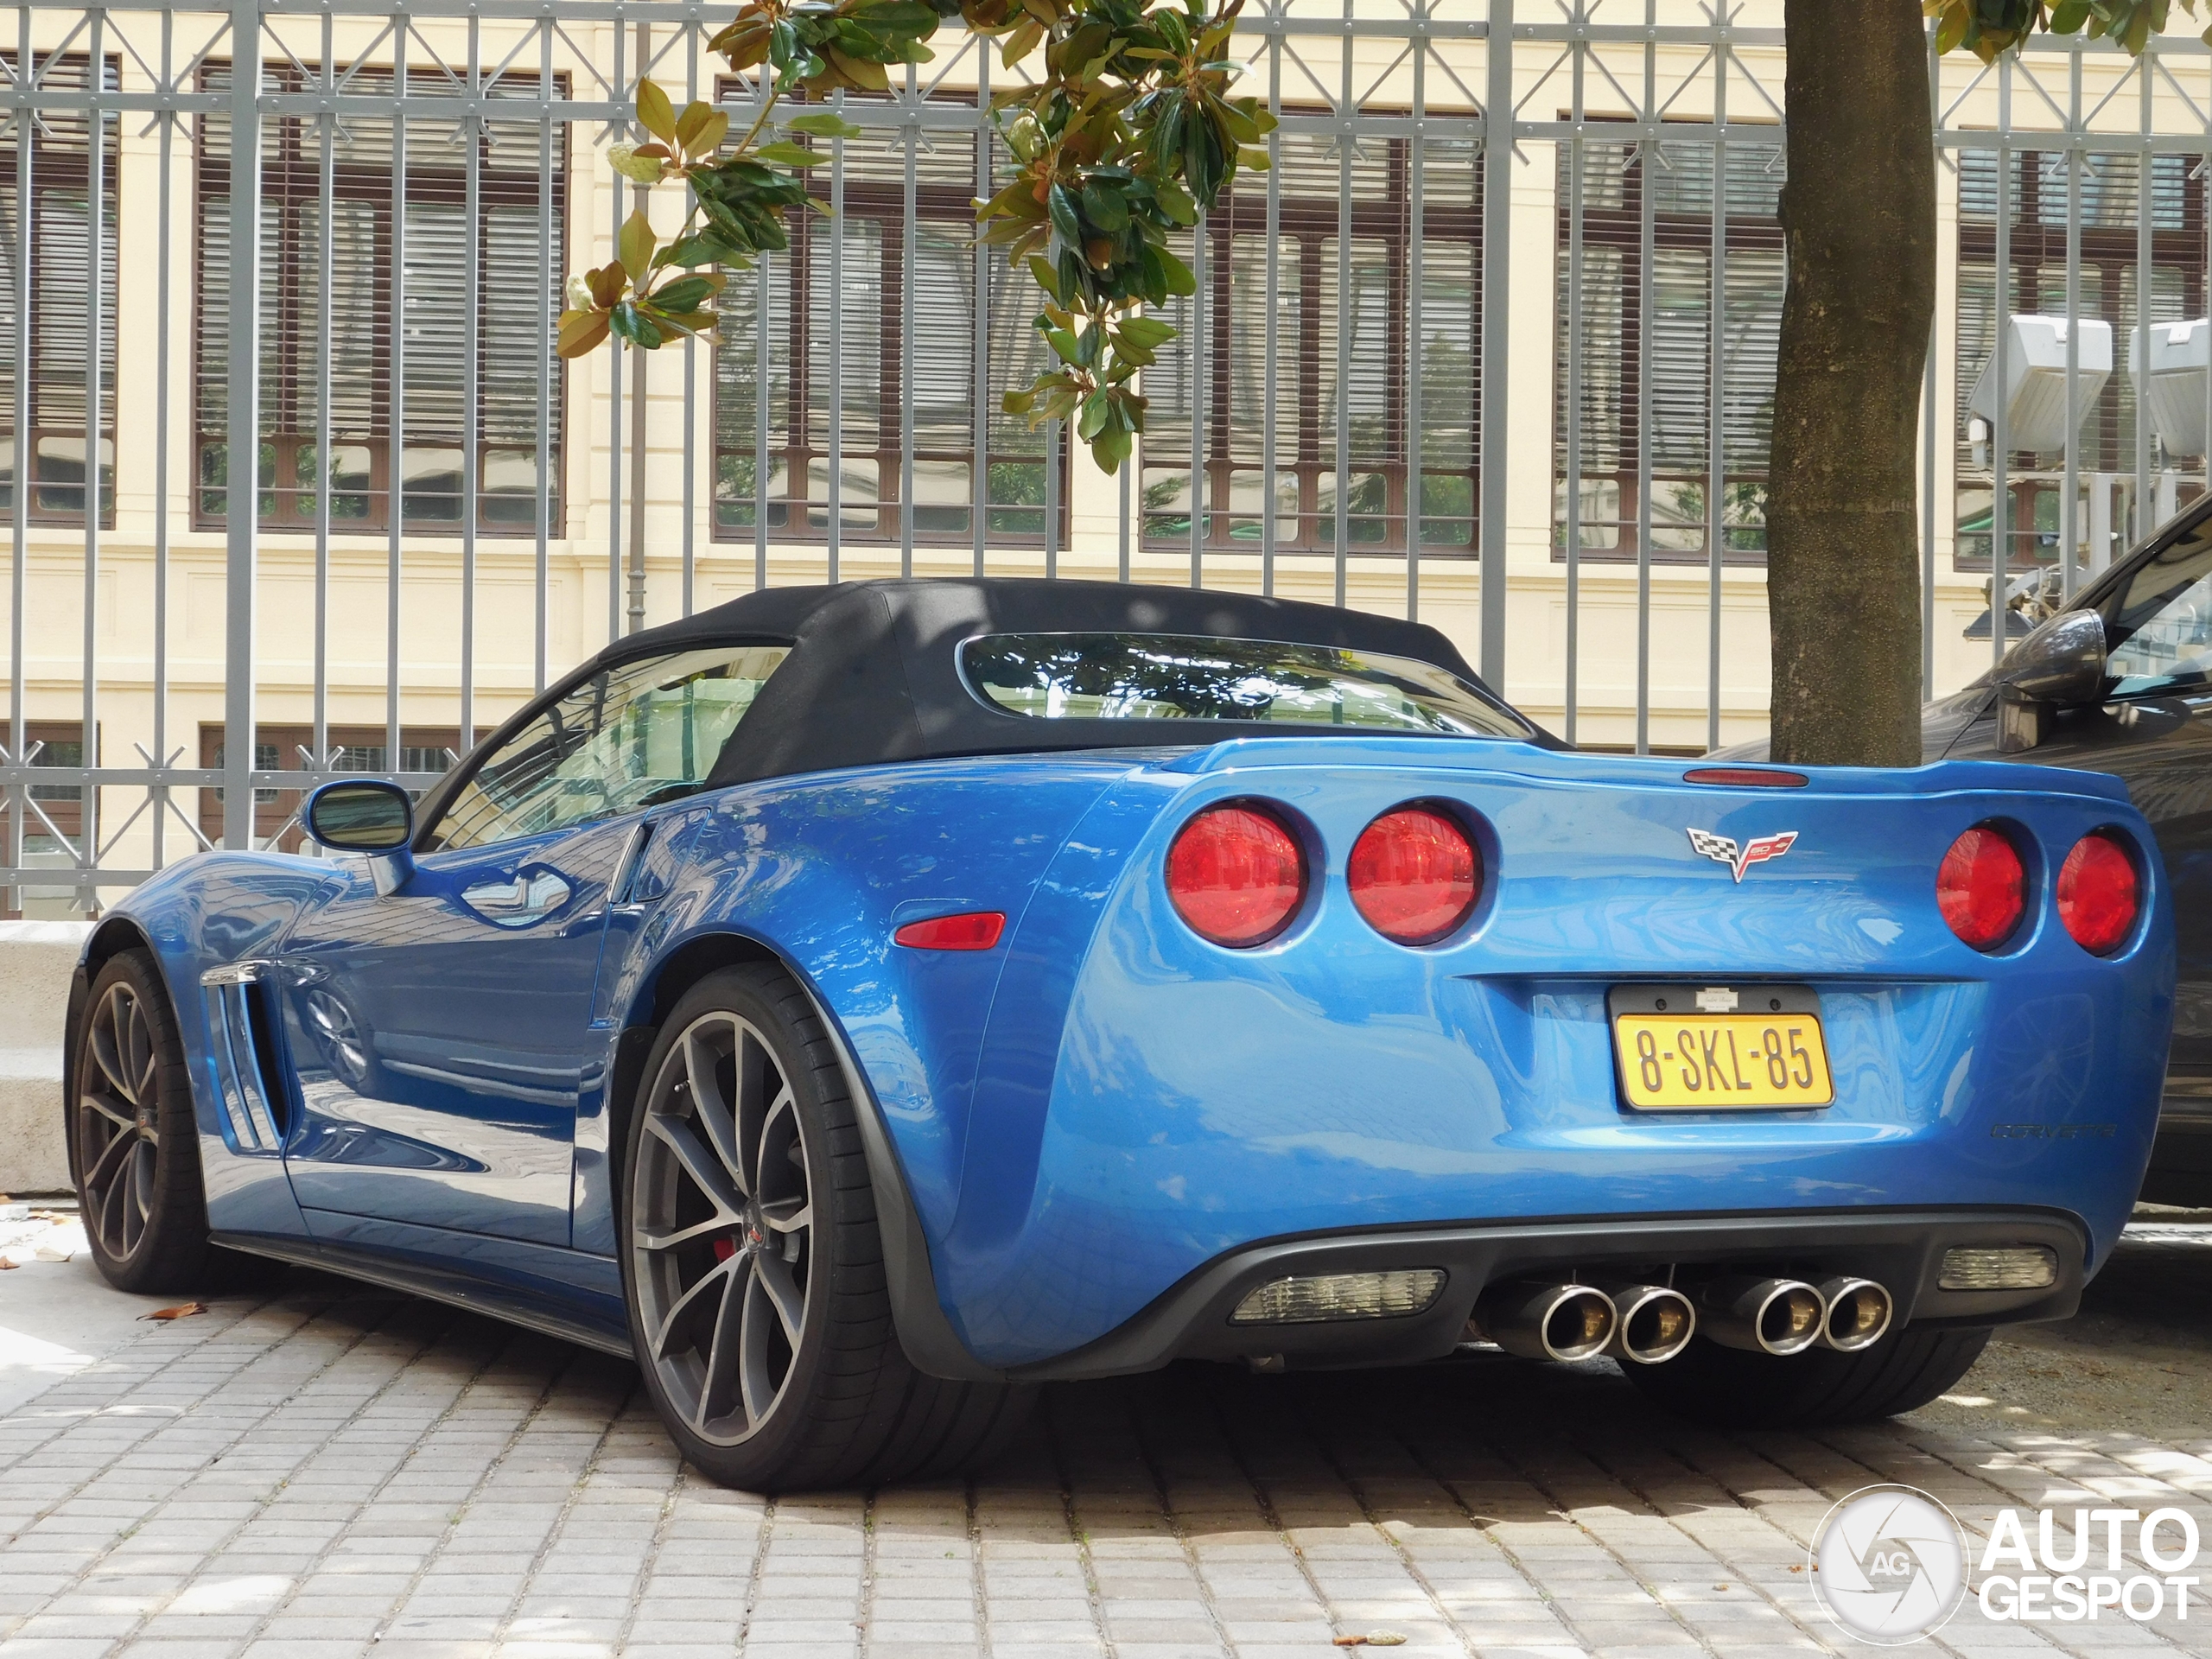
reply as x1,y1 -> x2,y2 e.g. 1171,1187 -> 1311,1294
1925,0 -> 2208,60
559,0 -> 1274,476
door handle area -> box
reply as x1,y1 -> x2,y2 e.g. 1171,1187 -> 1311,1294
461,869 -> 572,927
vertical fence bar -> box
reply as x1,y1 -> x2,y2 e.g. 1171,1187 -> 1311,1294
462,13 -> 481,731
1563,25 -> 1584,746
81,11 -> 104,902
2062,50 -> 2082,603
388,20 -> 407,772
1406,16 -> 1426,620
1705,51 -> 1726,754
899,80 -> 915,580
971,60 -> 988,580
1260,22 -> 1279,596
1922,33 -> 1937,698
1044,419 -> 1058,578
608,14 -> 624,637
222,0 -> 261,848
683,21 -> 698,614
152,11 -> 174,872
1478,0 -> 1512,685
1118,455 -> 1130,581
314,16 -> 333,763
627,19 -> 650,628
535,22 -> 551,690
1193,202 -> 1208,588
10,13 -> 31,903
2136,54 -> 2153,537
827,106 -> 842,585
754,241 -> 769,590
1633,17 -> 1656,754
1992,60 -> 2011,668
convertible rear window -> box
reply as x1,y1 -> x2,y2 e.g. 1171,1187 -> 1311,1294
959,632 -> 1529,738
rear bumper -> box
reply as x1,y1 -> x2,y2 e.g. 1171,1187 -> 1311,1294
1005,1207 -> 2087,1382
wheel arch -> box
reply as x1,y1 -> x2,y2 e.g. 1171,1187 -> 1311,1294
608,925 -> 1002,1384
62,917 -> 159,1160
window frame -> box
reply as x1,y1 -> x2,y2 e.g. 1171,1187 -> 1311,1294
191,60 -> 570,538
709,87 -> 1069,548
1138,115 -> 1484,556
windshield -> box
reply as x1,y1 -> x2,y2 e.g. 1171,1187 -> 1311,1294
959,632 -> 1529,738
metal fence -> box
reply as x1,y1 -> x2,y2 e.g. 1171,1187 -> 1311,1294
3,0 -> 2209,912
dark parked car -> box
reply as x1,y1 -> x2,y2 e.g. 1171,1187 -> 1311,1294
1738,500 -> 2212,1205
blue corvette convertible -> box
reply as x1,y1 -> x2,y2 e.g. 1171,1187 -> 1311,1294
66,579 -> 2173,1488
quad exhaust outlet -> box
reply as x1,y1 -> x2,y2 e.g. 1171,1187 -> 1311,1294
1469,1273 -> 1892,1364
1596,1282 -> 1697,1364
1474,1281 -> 1618,1362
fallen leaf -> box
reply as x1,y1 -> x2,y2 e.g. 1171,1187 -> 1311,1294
1364,1638 -> 1407,1649
1789,1564 -> 1804,1573
0,1257 -> 16,1269
141,1302 -> 207,1321
1714,1583 -> 1730,1590
32,1246 -> 73,1262
1333,1641 -> 1365,1650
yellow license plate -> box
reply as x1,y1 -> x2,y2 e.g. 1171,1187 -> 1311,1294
1613,1011 -> 1834,1110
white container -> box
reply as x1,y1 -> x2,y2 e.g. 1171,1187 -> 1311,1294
1967,314 -> 2113,455
2131,318 -> 2211,460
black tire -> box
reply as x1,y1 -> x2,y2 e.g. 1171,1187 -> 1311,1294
620,962 -> 1033,1491
1621,1325 -> 1994,1428
69,949 -> 279,1295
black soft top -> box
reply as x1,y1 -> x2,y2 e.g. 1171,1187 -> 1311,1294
426,579 -> 1540,830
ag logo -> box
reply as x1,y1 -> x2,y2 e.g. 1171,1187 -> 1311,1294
1810,1485 -> 1970,1645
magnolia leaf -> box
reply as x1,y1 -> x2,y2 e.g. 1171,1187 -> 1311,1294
587,264 -> 627,308
558,310 -> 612,356
619,209 -> 658,284
754,141 -> 827,165
1002,17 -> 1045,66
787,111 -> 867,139
674,99 -> 719,150
826,48 -> 893,91
141,1302 -> 208,1321
636,78 -> 677,143
690,110 -> 733,156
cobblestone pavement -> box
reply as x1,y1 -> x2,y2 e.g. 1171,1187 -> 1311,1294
0,1207 -> 2208,1659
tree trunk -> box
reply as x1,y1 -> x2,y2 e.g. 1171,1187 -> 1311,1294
1766,0 -> 1936,766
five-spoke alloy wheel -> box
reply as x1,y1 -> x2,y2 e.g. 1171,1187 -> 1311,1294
620,963 -> 1031,1491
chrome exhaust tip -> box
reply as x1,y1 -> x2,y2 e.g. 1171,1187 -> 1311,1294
1815,1277 -> 1892,1352
1597,1282 -> 1697,1364
1474,1281 -> 1618,1362
1695,1276 -> 1826,1356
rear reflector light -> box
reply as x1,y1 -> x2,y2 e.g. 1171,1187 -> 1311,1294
1230,1269 -> 1446,1325
1937,825 -> 2026,950
1347,807 -> 1481,944
893,911 -> 1006,950
1166,804 -> 1306,947
1682,767 -> 1809,788
2056,831 -> 2140,955
1939,1245 -> 2058,1292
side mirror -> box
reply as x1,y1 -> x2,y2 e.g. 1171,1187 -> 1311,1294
303,779 -> 416,895
1993,609 -> 2107,753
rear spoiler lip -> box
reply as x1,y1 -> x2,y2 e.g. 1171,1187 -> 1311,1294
1159,734 -> 2136,805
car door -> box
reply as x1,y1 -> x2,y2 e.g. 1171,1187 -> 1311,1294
275,643 -> 791,1246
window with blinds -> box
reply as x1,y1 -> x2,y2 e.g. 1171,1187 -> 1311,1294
0,56 -> 119,527
1954,149 -> 2207,572
712,90 -> 1065,544
1553,132 -> 1784,563
1139,127 -> 1480,555
194,64 -> 568,536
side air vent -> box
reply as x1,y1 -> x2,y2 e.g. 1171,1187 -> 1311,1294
200,963 -> 293,1151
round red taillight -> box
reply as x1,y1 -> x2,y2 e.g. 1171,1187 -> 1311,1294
2057,831 -> 2139,955
1348,807 -> 1482,944
1166,804 -> 1306,947
1937,825 -> 2027,950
